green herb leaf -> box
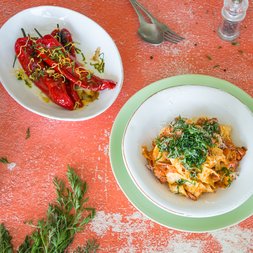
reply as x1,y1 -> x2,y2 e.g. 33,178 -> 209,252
202,120 -> 220,135
156,117 -> 219,170
90,51 -> 105,73
176,178 -> 196,186
18,236 -> 32,253
221,167 -> 231,176
75,47 -> 87,64
0,157 -> 10,164
190,170 -> 198,180
0,224 -> 14,253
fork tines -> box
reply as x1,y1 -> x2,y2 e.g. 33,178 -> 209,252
163,31 -> 185,44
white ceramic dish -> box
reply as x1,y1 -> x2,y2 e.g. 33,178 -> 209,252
0,6 -> 123,121
122,85 -> 253,218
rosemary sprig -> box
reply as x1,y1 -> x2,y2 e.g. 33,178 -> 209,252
16,166 -> 96,253
0,224 -> 13,253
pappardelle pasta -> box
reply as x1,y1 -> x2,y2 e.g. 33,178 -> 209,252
142,116 -> 247,201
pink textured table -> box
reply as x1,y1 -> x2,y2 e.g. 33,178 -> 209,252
0,0 -> 253,252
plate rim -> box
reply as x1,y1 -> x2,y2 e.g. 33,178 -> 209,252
0,5 -> 124,121
121,84 -> 253,218
109,74 -> 253,232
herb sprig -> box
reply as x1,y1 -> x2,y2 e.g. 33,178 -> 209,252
0,224 -> 13,253
17,166 -> 95,252
1,166 -> 97,253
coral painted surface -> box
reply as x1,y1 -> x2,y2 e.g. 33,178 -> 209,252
0,0 -> 252,252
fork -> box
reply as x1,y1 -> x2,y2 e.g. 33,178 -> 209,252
133,0 -> 185,43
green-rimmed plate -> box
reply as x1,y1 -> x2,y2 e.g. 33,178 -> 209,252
109,74 -> 253,232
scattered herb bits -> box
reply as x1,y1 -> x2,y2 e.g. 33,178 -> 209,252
25,127 -> 30,139
0,157 -> 10,164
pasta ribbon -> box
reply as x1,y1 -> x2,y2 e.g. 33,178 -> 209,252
142,116 -> 247,200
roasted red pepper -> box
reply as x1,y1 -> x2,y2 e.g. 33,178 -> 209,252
51,27 -> 76,58
65,81 -> 83,108
15,38 -> 49,96
15,37 -> 75,110
51,27 -> 83,108
35,34 -> 116,91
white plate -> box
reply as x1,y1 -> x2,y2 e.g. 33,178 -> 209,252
122,85 -> 253,218
0,6 -> 123,121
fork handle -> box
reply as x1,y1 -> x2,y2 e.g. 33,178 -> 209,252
129,0 -> 147,25
132,0 -> 158,23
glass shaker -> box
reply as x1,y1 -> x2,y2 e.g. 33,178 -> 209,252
218,0 -> 249,41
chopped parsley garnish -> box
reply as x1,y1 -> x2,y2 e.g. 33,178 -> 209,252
176,178 -> 196,193
202,120 -> 220,135
221,167 -> 231,176
75,47 -> 87,64
90,48 -> 105,73
86,72 -> 92,80
156,117 -> 220,170
221,167 -> 233,187
176,178 -> 196,186
16,69 -> 32,88
190,170 -> 198,179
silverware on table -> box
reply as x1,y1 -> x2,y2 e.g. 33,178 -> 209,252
130,0 -> 184,44
129,0 -> 164,45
